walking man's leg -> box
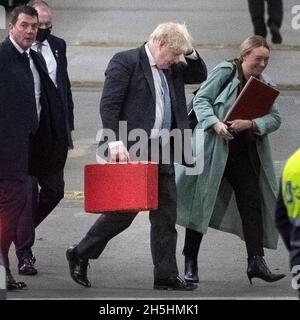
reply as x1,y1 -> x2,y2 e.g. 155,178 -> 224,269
248,0 -> 267,37
34,170 -> 65,228
150,166 -> 197,290
266,0 -> 283,43
66,211 -> 137,287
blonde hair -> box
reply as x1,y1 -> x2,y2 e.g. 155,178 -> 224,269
149,22 -> 193,53
239,35 -> 270,61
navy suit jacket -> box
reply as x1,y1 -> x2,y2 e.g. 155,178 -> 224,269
0,38 -> 38,178
0,38 -> 68,178
99,45 -> 207,165
30,46 -> 69,176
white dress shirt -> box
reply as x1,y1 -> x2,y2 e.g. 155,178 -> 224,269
144,43 -> 165,139
32,40 -> 57,87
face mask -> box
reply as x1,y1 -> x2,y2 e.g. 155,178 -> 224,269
36,27 -> 51,43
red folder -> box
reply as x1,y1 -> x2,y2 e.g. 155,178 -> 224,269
84,162 -> 158,213
224,76 -> 280,122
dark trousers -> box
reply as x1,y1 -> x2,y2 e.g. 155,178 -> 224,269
14,178 -> 36,262
14,170 -> 65,261
248,0 -> 283,37
76,164 -> 179,281
33,170 -> 65,227
0,177 -> 31,269
184,136 -> 264,259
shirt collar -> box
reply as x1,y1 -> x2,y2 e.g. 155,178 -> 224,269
9,36 -> 30,55
145,43 -> 156,67
32,39 -> 49,48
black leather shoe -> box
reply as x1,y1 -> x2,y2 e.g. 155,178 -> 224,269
184,257 -> 199,283
247,256 -> 286,285
18,257 -> 38,276
66,246 -> 91,288
269,23 -> 282,44
6,269 -> 27,290
154,275 -> 197,290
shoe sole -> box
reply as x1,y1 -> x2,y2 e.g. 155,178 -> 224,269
7,282 -> 27,290
153,285 -> 197,291
18,270 -> 38,276
65,250 -> 73,261
18,272 -> 38,276
184,277 -> 199,283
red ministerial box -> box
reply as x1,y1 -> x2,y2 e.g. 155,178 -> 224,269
84,162 -> 158,213
224,76 -> 280,122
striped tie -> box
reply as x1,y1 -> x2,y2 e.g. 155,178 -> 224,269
157,68 -> 172,130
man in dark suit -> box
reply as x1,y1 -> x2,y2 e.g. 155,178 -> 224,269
15,0 -> 74,275
0,5 -> 40,290
66,22 -> 207,290
248,0 -> 283,44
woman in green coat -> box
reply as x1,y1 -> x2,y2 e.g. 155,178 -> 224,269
176,36 -> 285,285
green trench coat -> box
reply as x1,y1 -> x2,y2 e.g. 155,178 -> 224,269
176,61 -> 281,249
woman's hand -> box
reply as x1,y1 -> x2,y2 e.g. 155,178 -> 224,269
213,121 -> 234,140
226,119 -> 253,133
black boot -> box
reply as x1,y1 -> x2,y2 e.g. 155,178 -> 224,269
269,23 -> 282,44
183,229 -> 203,283
184,257 -> 199,283
247,256 -> 285,285
66,246 -> 91,288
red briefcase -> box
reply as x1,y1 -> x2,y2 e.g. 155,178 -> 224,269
84,162 -> 158,213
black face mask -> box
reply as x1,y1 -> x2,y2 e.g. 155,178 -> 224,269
36,27 -> 52,43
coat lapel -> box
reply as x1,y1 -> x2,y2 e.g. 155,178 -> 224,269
47,37 -> 63,91
30,49 -> 48,76
47,37 -> 59,63
228,77 -> 240,97
139,46 -> 156,103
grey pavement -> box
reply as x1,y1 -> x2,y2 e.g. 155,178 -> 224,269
6,205 -> 294,299
1,0 -> 300,300
67,46 -> 299,88
6,89 -> 300,300
50,0 -> 300,46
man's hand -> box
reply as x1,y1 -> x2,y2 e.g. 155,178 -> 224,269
109,144 -> 130,162
213,121 -> 234,140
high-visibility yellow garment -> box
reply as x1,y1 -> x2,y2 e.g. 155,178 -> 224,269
282,148 -> 300,219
